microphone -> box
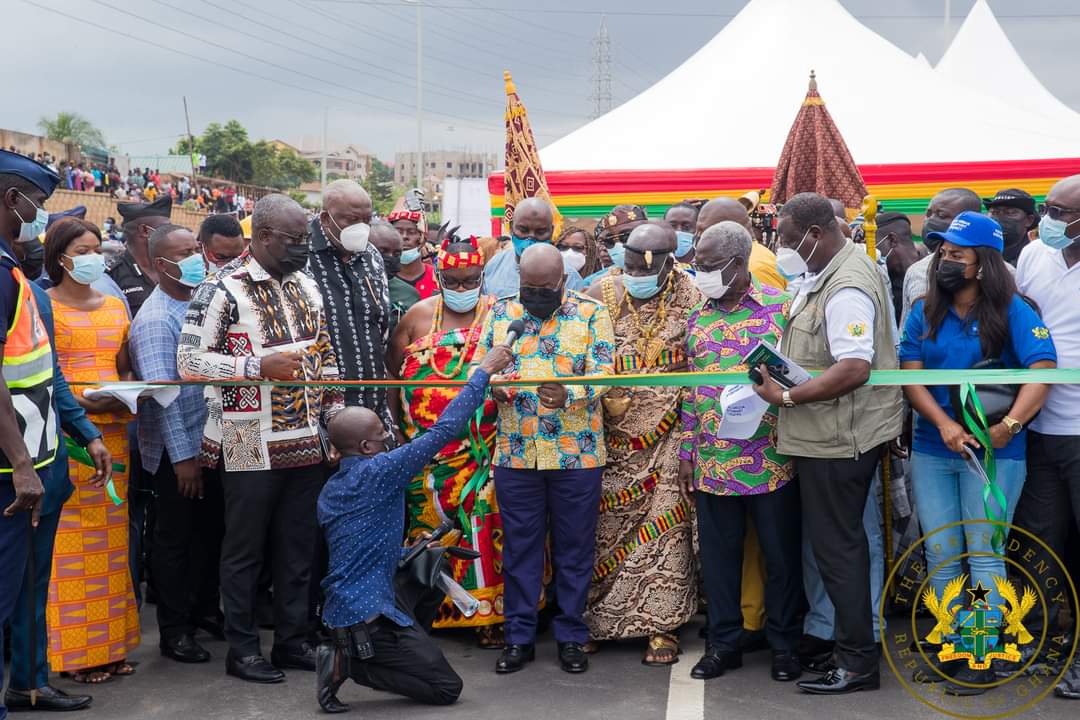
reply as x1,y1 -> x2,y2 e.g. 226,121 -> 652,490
502,319 -> 526,347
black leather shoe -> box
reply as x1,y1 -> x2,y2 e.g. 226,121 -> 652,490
558,642 -> 589,673
1055,659 -> 1080,699
690,650 -> 742,679
161,634 -> 211,663
944,666 -> 993,696
797,667 -> 880,694
316,642 -> 349,714
738,629 -> 768,654
271,642 -> 317,672
5,684 -> 93,712
771,650 -> 802,682
495,644 -> 535,674
797,634 -> 835,674
225,651 -> 285,683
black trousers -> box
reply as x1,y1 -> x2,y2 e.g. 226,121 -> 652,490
1011,431 -> 1080,632
151,454 -> 225,640
221,465 -> 322,656
696,480 -> 803,653
796,446 -> 884,674
348,617 -> 463,706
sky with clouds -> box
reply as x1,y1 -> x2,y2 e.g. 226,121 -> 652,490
6,0 -> 1079,162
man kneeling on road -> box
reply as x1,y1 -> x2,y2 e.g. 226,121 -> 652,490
316,342 -> 516,713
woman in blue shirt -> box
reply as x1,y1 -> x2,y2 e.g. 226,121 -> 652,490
900,212 -> 1055,685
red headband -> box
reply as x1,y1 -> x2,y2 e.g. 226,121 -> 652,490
438,235 -> 484,269
387,209 -> 422,223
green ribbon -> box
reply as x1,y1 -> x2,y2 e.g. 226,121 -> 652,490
957,384 -> 1008,554
455,406 -> 492,535
64,437 -> 126,507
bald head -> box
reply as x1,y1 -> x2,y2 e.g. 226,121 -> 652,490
626,222 -> 676,253
510,197 -> 554,245
1046,174 -> 1080,208
697,197 -> 751,234
328,406 -> 388,458
519,242 -> 565,288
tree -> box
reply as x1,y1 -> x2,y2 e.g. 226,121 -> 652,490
363,158 -> 400,215
170,120 -> 316,189
38,112 -> 108,149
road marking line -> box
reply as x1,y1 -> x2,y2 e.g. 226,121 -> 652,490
665,629 -> 706,720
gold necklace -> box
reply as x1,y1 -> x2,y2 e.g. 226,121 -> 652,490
622,276 -> 672,367
426,296 -> 486,379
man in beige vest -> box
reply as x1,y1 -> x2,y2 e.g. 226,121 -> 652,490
753,193 -> 902,695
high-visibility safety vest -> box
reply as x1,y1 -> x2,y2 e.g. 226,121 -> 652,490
0,259 -> 57,472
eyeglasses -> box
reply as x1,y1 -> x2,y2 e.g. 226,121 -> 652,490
438,274 -> 482,291
1039,203 -> 1080,220
269,229 -> 311,245
599,230 -> 631,248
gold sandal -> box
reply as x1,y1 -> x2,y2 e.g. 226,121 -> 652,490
642,633 -> 680,666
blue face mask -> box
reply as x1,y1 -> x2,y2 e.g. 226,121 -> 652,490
164,253 -> 207,287
63,253 -> 106,285
607,241 -> 626,269
1038,214 -> 1080,250
400,247 -> 422,264
14,193 -> 48,243
622,258 -> 670,300
443,286 -> 481,313
512,235 -> 540,257
674,231 -> 694,258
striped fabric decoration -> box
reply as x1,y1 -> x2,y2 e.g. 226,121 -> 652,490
606,409 -> 679,451
614,349 -> 684,373
593,500 -> 691,581
598,471 -> 659,513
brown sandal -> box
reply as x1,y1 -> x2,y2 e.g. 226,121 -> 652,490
106,661 -> 135,676
476,624 -> 505,650
64,668 -> 112,684
642,633 -> 680,666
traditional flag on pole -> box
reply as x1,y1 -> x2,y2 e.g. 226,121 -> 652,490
503,70 -> 561,234
770,71 -> 868,212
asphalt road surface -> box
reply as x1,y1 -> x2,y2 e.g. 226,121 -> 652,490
38,609 -> 1079,720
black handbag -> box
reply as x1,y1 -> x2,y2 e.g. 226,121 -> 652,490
949,358 -> 1017,430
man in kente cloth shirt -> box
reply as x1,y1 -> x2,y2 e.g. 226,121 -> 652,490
584,222 -> 700,665
386,231 -> 506,649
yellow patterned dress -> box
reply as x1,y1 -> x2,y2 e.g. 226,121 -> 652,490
47,294 -> 140,672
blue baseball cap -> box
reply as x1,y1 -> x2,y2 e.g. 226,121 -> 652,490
0,149 -> 61,196
925,211 -> 1004,253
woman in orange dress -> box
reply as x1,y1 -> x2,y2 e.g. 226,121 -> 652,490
43,218 -> 140,684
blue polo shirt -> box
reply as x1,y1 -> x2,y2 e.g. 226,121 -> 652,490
899,295 -> 1057,459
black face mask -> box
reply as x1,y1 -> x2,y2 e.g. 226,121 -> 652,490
936,259 -> 971,293
381,254 -> 401,278
998,219 -> 1029,264
922,217 -> 951,253
17,240 -> 44,280
278,243 -> 309,274
520,285 -> 563,319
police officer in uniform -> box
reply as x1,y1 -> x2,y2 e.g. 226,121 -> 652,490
0,150 -> 65,719
108,196 -> 170,317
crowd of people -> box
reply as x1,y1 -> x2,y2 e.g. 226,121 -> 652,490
0,148 -> 1079,717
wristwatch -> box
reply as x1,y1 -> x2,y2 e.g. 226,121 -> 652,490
781,390 -> 796,408
1001,415 -> 1023,436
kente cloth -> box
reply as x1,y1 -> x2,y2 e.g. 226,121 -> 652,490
502,71 -> 562,234
48,295 -> 140,671
769,73 -> 867,210
399,296 -> 505,628
584,270 -> 700,641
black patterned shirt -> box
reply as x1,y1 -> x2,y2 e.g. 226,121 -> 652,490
177,253 -> 344,472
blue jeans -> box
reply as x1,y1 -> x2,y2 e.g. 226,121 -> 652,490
802,474 -> 884,639
910,451 -> 1026,608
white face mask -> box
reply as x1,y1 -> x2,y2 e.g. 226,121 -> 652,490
560,248 -> 586,272
339,222 -> 370,253
775,228 -> 816,280
692,258 -> 735,299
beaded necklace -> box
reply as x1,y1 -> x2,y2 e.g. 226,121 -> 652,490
426,295 -> 486,379
621,275 -> 673,367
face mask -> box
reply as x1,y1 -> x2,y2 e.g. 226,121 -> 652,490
693,258 -> 735,299
381,254 -> 401,277
1038,214 -> 1080,251
775,229 -> 816,280
936,259 -> 972,293
63,253 -> 106,285
163,253 -> 207,287
674,231 -> 695,258
443,286 -> 481,313
560,248 -> 586,272
103,221 -> 113,232
400,246 -> 422,264
520,285 -> 563,319
623,258 -> 671,300
338,222 -> 370,253
17,239 -> 44,280
922,217 -> 950,252
998,219 -> 1027,248
607,241 -> 626,269
278,243 -> 309,274
512,234 -> 540,257
14,193 -> 48,243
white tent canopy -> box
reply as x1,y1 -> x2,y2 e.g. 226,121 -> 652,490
540,0 -> 1080,171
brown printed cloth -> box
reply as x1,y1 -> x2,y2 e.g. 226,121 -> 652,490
770,74 -> 868,210
503,71 -> 562,234
585,270 -> 701,640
